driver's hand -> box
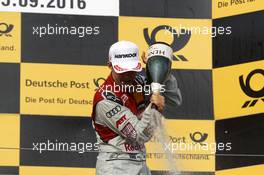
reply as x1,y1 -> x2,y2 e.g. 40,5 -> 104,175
141,51 -> 147,64
150,93 -> 165,112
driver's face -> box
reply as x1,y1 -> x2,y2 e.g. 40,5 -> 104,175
112,70 -> 137,85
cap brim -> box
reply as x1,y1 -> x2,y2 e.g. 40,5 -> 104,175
113,63 -> 142,73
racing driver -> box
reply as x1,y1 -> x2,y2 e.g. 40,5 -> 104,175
92,40 -> 182,175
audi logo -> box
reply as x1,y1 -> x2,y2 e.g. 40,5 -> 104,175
106,105 -> 121,118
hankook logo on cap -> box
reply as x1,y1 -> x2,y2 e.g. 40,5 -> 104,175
114,53 -> 137,59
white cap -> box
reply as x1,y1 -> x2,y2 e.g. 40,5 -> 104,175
109,41 -> 142,73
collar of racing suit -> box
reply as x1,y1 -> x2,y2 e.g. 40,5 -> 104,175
93,73 -> 147,117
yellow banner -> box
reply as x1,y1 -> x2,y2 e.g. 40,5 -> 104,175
213,60 -> 264,120
216,164 -> 264,175
146,119 -> 215,172
0,12 -> 21,63
0,114 -> 19,166
20,63 -> 110,117
213,0 -> 264,19
119,16 -> 212,70
20,166 -> 95,175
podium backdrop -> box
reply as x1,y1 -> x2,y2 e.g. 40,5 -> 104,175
0,0 -> 263,174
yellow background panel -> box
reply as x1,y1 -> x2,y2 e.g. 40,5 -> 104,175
119,16 -> 212,70
20,166 -> 95,175
213,60 -> 264,120
0,149 -> 19,166
213,0 -> 264,19
0,114 -> 19,166
146,119 -> 215,172
0,12 -> 21,63
20,63 -> 110,116
216,164 -> 264,175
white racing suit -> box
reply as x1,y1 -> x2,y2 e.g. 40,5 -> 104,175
91,73 -> 182,175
